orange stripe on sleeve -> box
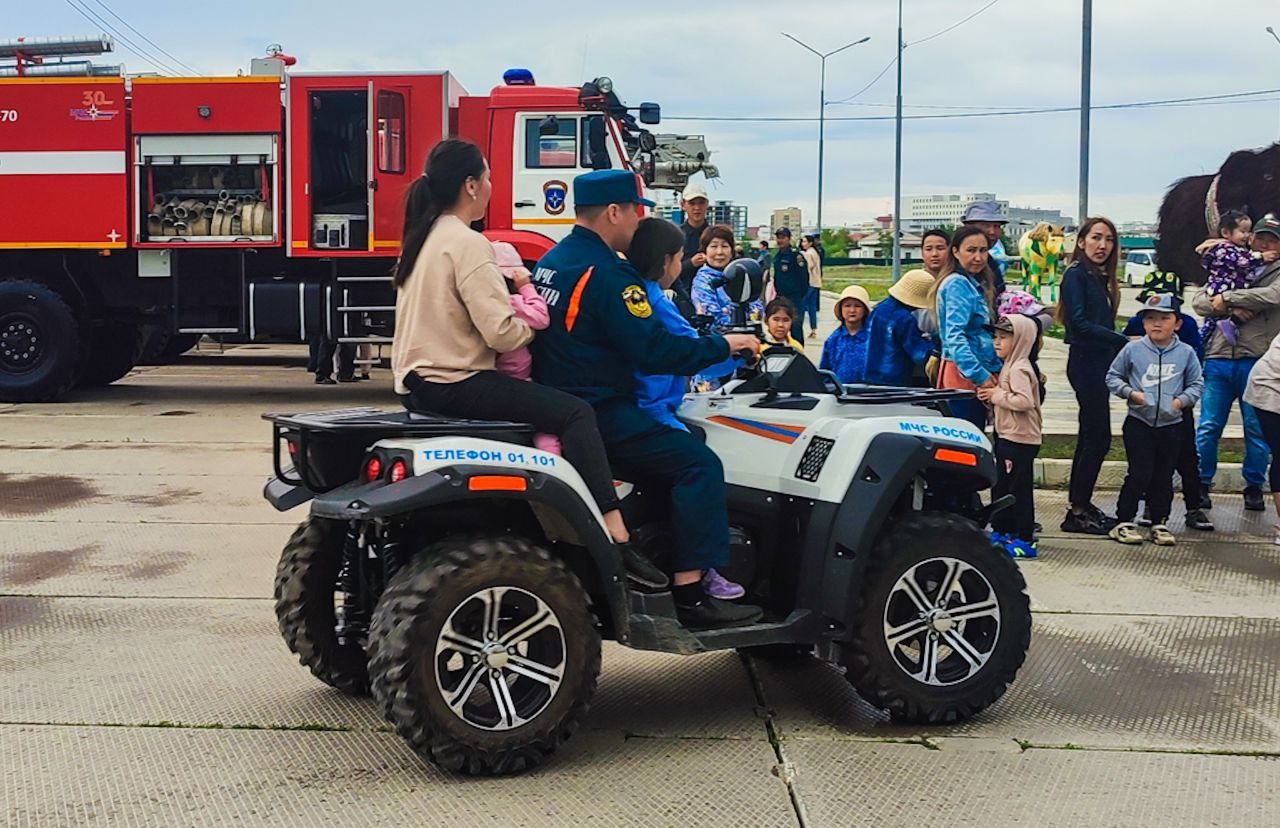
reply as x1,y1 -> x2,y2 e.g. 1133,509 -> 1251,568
564,266 -> 595,333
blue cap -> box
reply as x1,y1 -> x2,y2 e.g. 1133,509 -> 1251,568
573,170 -> 655,208
1137,292 -> 1179,315
961,199 -> 1007,224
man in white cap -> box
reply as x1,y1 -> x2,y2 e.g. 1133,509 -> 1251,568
961,199 -> 1011,296
676,181 -> 711,294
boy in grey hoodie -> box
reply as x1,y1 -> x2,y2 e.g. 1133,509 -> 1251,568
1106,294 -> 1205,545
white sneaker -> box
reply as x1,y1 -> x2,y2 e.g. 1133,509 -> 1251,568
1109,522 -> 1145,545
1273,524 -> 1280,547
1150,524 -> 1176,546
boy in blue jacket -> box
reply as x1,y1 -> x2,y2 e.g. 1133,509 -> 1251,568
1106,294 -> 1205,546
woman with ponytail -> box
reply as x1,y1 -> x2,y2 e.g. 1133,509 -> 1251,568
390,140 -> 664,590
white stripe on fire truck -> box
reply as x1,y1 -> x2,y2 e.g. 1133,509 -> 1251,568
0,151 -> 126,176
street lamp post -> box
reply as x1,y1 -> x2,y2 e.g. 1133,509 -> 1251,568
1267,26 -> 1280,137
892,0 -> 904,280
782,33 -> 870,241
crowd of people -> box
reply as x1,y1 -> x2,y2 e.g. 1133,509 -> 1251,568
387,137 -> 1280,629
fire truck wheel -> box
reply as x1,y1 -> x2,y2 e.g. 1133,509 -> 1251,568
0,279 -> 83,403
78,322 -> 145,387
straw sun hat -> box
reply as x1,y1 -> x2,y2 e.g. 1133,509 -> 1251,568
833,285 -> 873,319
887,269 -> 935,309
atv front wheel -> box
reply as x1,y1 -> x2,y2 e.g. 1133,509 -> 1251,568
844,511 -> 1030,724
274,518 -> 370,695
368,535 -> 600,775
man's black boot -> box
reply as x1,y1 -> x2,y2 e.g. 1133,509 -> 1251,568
617,543 -> 668,591
1244,486 -> 1266,512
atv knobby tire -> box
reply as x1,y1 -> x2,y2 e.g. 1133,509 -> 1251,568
0,280 -> 82,402
78,321 -> 145,387
368,535 -> 600,776
844,511 -> 1030,724
274,517 -> 370,696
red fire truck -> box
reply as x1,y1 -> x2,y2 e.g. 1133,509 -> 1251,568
0,55 -> 717,402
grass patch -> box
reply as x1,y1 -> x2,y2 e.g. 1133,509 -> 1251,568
1040,433 -> 1243,463
823,265 -> 897,301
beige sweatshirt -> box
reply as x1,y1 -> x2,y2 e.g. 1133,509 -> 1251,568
803,247 -> 823,288
391,214 -> 533,393
987,314 -> 1042,445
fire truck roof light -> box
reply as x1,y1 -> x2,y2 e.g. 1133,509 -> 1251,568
594,76 -> 613,94
503,68 -> 535,86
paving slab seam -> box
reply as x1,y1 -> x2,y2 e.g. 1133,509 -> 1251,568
0,592 -> 271,602
0,719 -> 389,734
1014,740 -> 1280,759
739,652 -> 812,828
1026,608 -> 1280,620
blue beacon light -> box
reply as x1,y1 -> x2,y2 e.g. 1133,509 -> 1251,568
503,68 -> 536,86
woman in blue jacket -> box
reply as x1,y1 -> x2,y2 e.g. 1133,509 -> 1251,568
1058,216 -> 1127,535
935,226 -> 1001,428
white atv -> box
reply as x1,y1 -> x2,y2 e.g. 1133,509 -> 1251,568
263,274 -> 1031,776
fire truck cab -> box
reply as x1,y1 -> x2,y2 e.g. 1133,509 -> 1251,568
0,60 -> 717,402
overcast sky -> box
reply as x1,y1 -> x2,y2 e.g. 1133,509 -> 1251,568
14,0 -> 1280,226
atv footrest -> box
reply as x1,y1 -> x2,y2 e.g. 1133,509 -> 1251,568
624,590 -> 824,655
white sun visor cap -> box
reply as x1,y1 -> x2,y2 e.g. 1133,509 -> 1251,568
681,181 -> 709,203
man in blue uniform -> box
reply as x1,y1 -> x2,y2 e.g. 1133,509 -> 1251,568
531,170 -> 764,629
771,227 -> 809,342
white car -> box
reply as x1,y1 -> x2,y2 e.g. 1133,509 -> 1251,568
1124,249 -> 1158,286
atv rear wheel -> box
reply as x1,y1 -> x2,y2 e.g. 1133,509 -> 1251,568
274,518 -> 370,695
844,511 -> 1030,724
368,535 -> 600,776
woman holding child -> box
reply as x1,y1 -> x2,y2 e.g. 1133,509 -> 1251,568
390,139 -> 658,586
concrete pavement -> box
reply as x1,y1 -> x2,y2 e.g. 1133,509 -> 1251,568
2,347 -> 1278,826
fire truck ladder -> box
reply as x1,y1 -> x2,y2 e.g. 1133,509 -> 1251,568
331,274 -> 394,366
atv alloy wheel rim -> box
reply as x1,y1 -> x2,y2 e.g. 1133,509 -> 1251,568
882,557 -> 1000,687
0,313 -> 44,374
433,586 -> 566,731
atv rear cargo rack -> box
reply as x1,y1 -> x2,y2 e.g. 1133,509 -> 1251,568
264,407 -> 534,492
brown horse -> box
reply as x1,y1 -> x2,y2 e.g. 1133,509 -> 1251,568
1156,144 -> 1280,285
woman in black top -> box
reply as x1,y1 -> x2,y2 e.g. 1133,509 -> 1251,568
1058,217 -> 1127,534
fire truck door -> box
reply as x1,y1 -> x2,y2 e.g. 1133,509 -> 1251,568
511,113 -> 596,242
369,81 -> 411,254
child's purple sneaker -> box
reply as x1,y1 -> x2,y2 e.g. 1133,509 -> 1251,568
1219,318 -> 1239,346
702,568 -> 746,600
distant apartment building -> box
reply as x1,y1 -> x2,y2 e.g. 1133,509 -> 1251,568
904,192 -> 1071,239
710,201 -> 749,238
654,199 -> 748,238
771,207 -> 802,233
903,193 -> 1004,230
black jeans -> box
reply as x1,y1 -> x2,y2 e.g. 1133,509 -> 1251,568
1117,417 -> 1181,524
1255,408 -> 1280,491
992,439 -> 1039,542
1066,348 -> 1114,507
1174,412 -> 1202,509
402,371 -> 620,514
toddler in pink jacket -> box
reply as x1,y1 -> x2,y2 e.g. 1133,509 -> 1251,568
491,242 -> 559,454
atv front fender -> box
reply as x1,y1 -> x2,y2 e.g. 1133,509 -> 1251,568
813,432 -> 997,626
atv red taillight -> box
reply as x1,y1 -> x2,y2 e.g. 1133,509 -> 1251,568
363,456 -> 382,482
287,440 -> 298,457
389,459 -> 408,483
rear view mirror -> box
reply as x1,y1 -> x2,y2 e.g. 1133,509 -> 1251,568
538,116 -> 560,136
638,102 -> 661,125
719,258 -> 764,305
